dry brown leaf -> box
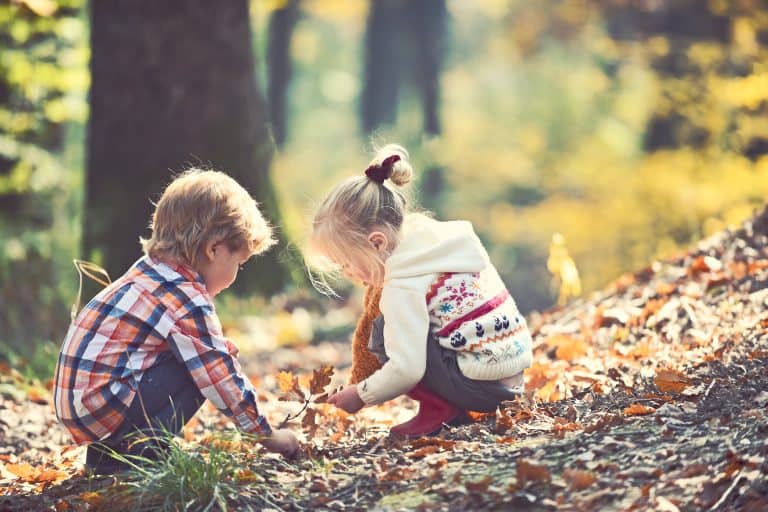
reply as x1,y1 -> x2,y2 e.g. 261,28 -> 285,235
517,459 -> 550,486
407,446 -> 441,459
236,469 -> 261,484
309,365 -> 334,394
624,403 -> 656,416
547,335 -> 588,361
465,475 -> 494,492
79,491 -> 104,506
654,368 -> 692,393
302,407 -> 318,436
748,260 -> 768,274
494,408 -> 515,433
54,499 -> 71,512
563,469 -> 597,491
409,438 -> 457,450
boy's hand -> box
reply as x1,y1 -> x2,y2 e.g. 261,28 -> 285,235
260,429 -> 299,458
328,384 -> 365,414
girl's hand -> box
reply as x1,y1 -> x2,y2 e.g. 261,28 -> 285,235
260,428 -> 300,458
328,385 -> 365,414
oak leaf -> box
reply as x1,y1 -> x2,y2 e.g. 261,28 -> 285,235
302,407 -> 318,436
654,368 -> 691,393
309,365 -> 334,394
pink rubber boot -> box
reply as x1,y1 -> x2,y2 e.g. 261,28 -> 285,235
390,383 -> 460,437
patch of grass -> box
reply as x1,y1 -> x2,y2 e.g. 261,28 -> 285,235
108,432 -> 253,512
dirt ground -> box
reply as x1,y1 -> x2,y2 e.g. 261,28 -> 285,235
2,209 -> 768,511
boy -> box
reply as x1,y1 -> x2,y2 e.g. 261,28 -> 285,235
53,169 -> 298,474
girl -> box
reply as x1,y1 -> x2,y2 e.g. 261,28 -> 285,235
312,145 -> 533,437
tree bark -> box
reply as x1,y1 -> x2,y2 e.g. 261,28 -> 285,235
85,0 -> 292,295
361,0 -> 446,136
267,0 -> 300,148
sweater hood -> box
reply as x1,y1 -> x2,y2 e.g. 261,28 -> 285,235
385,215 -> 488,280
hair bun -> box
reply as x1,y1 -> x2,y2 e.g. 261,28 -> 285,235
369,144 -> 413,187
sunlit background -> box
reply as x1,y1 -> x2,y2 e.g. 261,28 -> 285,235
3,0 -> 768,364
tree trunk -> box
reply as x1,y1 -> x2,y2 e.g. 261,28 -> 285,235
85,0 -> 292,295
409,0 -> 446,136
360,0 -> 446,136
361,0 -> 403,134
267,0 -> 300,148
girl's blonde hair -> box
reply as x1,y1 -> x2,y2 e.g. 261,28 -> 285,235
310,144 -> 414,287
140,168 -> 275,267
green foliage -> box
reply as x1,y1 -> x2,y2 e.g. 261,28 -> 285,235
2,341 -> 58,382
0,0 -> 87,355
111,432 -> 261,512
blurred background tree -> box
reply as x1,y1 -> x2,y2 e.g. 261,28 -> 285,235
3,0 -> 768,363
0,0 -> 86,359
85,0 -> 294,295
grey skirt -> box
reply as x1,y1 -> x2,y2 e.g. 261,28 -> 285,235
368,316 -> 521,412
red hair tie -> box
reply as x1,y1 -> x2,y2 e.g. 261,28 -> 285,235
364,155 -> 401,184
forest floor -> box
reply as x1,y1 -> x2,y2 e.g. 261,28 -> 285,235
2,209 -> 768,511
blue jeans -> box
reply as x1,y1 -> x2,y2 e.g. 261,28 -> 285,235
85,355 -> 205,473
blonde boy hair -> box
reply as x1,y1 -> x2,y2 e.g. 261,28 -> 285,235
310,144 -> 414,287
140,168 -> 275,267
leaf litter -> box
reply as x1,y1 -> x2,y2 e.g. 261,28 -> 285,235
3,208 -> 768,510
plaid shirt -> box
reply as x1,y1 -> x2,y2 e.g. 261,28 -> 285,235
53,256 -> 272,444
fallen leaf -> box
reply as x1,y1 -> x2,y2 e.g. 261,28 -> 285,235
276,371 -> 297,393
302,407 -> 318,435
309,365 -> 334,394
547,335 -> 588,360
654,368 -> 692,393
563,469 -> 597,491
79,491 -> 104,506
407,446 -> 441,459
465,475 -> 494,492
236,469 -> 262,484
624,403 -> 656,416
516,459 -> 550,486
5,462 -> 36,480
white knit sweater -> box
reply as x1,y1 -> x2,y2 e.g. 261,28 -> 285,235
357,215 -> 533,405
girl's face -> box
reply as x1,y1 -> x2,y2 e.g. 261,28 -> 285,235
196,242 -> 252,297
336,247 -> 383,287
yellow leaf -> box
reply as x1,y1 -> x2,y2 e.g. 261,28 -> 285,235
276,371 -> 296,393
547,335 -> 588,361
5,462 -> 35,480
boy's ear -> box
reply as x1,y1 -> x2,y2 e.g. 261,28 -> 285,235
202,240 -> 218,262
368,231 -> 389,254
